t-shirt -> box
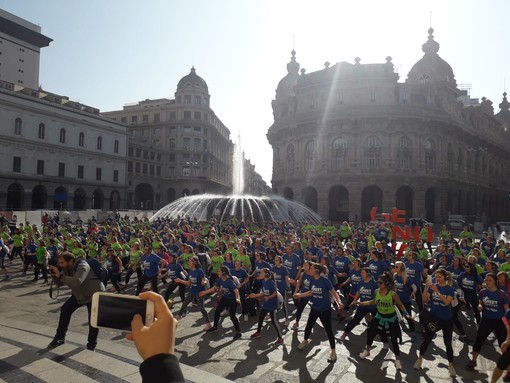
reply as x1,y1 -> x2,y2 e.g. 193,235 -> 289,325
446,265 -> 463,283
234,253 -> 251,270
480,288 -> 509,319
459,272 -> 483,295
179,252 -> 195,270
215,277 -> 237,300
35,247 -> 47,264
210,255 -> 225,273
299,273 -> 314,293
141,253 -> 162,277
394,274 -> 412,303
72,248 -> 86,258
367,259 -> 388,280
231,268 -> 249,291
404,260 -> 424,287
261,279 -> 278,311
188,268 -> 205,296
106,256 -> 121,272
428,284 -> 455,320
273,265 -> 289,293
357,279 -> 377,305
375,289 -> 396,315
282,253 -> 301,279
332,255 -> 351,274
310,276 -> 333,312
348,269 -> 362,295
166,263 -> 185,281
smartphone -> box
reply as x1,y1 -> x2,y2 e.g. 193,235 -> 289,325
90,292 -> 154,331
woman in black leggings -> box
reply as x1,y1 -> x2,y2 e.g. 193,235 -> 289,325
294,263 -> 342,363
292,261 -> 314,329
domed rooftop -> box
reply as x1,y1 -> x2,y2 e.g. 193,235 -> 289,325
407,28 -> 456,87
276,50 -> 300,99
177,66 -> 209,94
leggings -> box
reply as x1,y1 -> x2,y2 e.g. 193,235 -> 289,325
304,308 -> 335,349
295,297 -> 310,323
257,308 -> 281,338
10,246 -> 23,261
136,275 -> 158,295
214,297 -> 240,332
414,286 -> 424,313
473,316 -> 506,353
464,293 -> 481,324
278,289 -> 288,321
239,289 -> 247,315
401,301 -> 415,332
366,313 -> 401,356
164,280 -> 187,301
419,317 -> 454,362
107,271 -> 121,293
178,294 -> 210,323
125,266 -> 142,285
344,294 -> 355,312
344,306 -> 377,334
451,304 -> 466,336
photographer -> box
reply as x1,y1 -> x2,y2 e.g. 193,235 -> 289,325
48,252 -> 105,350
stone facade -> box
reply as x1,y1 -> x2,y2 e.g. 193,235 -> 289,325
267,29 -> 510,224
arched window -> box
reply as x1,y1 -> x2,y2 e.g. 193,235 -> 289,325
114,140 -> 119,153
304,140 -> 316,171
425,139 -> 436,173
332,138 -> 348,169
365,135 -> 381,170
38,123 -> 45,139
14,118 -> 22,135
286,144 -> 295,174
397,136 -> 412,170
59,128 -> 66,143
97,136 -> 102,150
78,132 -> 84,147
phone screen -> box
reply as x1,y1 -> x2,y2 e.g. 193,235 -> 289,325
97,295 -> 148,331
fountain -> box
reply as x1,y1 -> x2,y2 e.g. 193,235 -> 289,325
150,138 -> 321,224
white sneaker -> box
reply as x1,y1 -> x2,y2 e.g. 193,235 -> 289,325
382,342 -> 389,349
292,321 -> 299,329
359,349 -> 370,359
243,314 -> 249,321
413,356 -> 423,370
448,364 -> 456,377
203,322 -> 213,331
283,320 -> 289,327
395,359 -> 401,371
220,309 -> 229,317
297,339 -> 309,350
339,332 -> 348,341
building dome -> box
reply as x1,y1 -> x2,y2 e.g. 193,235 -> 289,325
275,50 -> 300,99
407,28 -> 456,87
177,67 -> 209,94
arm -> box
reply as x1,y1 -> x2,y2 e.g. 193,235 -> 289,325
294,290 -> 313,299
330,288 -> 342,307
198,285 -> 218,297
392,292 -> 407,312
61,262 -> 89,288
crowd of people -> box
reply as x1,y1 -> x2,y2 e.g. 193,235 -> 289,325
2,215 -> 510,381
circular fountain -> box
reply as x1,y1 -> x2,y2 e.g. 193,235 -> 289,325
150,194 -> 321,224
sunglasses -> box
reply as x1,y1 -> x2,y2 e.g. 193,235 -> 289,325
377,281 -> 384,285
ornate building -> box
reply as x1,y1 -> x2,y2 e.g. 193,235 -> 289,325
268,29 -> 510,224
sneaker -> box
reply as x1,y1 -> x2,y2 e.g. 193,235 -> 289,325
413,356 -> 423,370
233,332 -> 242,339
503,371 -> 510,382
283,320 -> 289,327
250,331 -> 261,339
243,314 -> 249,321
86,342 -> 96,351
275,337 -> 284,345
449,364 -> 457,377
359,349 -> 370,359
382,342 -> 389,349
292,321 -> 299,329
174,314 -> 182,320
465,360 -> 477,371
395,359 -> 402,371
220,309 -> 229,317
48,338 -> 65,349
339,332 -> 348,341
206,326 -> 218,333
459,334 -> 469,342
297,339 -> 309,350
328,352 -> 337,363
203,322 -> 213,331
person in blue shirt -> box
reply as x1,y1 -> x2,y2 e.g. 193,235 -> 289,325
282,245 -> 302,292
47,239 -> 60,267
446,256 -> 464,285
292,242 -> 305,264
414,268 -> 457,377
294,263 -> 342,363
231,260 -> 250,321
459,263 -> 483,324
393,261 -> 416,336
332,247 -> 351,297
135,245 -> 166,295
273,256 -> 290,326
491,309 -> 510,383
0,239 -> 9,281
292,261 -> 314,329
250,252 -> 271,296
466,273 -> 510,370
23,238 -> 37,275
404,251 -> 426,312
367,250 -> 388,281
200,266 -> 242,339
174,256 -> 212,330
162,253 -> 187,303
340,267 -> 377,341
341,259 -> 362,312
249,268 -> 283,345
105,247 -> 123,293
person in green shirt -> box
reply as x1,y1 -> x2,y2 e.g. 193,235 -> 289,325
440,225 -> 450,242
459,226 -> 474,241
124,242 -> 143,289
86,238 -> 99,258
179,245 -> 195,272
339,222 -> 353,243
33,240 -> 48,283
225,242 -> 239,259
235,246 -> 252,272
208,248 -> 225,286
10,229 -> 24,262
71,241 -> 86,258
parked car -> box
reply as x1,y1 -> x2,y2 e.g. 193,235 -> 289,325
409,218 -> 433,228
446,219 -> 472,231
496,222 -> 510,233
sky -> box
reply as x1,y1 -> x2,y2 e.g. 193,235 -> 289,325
1,0 -> 509,185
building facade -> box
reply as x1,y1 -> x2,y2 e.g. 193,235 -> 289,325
267,29 -> 510,224
104,68 -> 240,210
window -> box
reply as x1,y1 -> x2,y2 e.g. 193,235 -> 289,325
397,136 -> 412,170
419,74 -> 431,84
14,118 -> 22,135
150,152 -> 155,160
136,148 -> 141,157
194,111 -> 201,120
142,114 -> 148,122
156,153 -> 161,161
156,166 -> 161,176
135,162 -> 141,173
131,116 -> 138,123
143,164 -> 148,174
194,138 -> 201,149
304,140 -> 316,171
79,132 -> 84,147
97,136 -> 102,150
77,165 -> 84,179
96,167 -> 102,181
195,96 -> 201,104
58,162 -> 65,177
425,139 -> 436,173
59,128 -> 66,143
38,123 -> 45,139
286,144 -> 295,174
203,140 -> 208,150
332,138 -> 348,169
37,160 -> 44,175
365,136 -> 381,170
168,166 -> 175,177
154,128 -> 160,136
194,126 -> 201,133
169,126 -> 176,135
153,138 -> 160,147
183,111 -> 191,119
193,167 -> 200,177
121,117 -> 127,123
183,137 -> 191,147
150,165 -> 154,175
143,150 -> 149,159
169,153 -> 176,162
154,113 -> 160,122
13,157 -> 21,172
114,140 -> 119,153
170,112 -> 176,120
183,126 -> 191,134
176,96 -> 181,104
184,95 -> 191,104
128,148 -> 134,156
182,166 -> 190,176
169,139 -> 176,148
113,170 -> 119,182
128,161 -> 133,172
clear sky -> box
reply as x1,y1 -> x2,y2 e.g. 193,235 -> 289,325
1,0 -> 509,185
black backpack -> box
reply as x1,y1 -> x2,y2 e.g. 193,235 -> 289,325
85,258 -> 109,286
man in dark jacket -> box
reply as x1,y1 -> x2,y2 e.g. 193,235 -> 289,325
48,252 -> 105,350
